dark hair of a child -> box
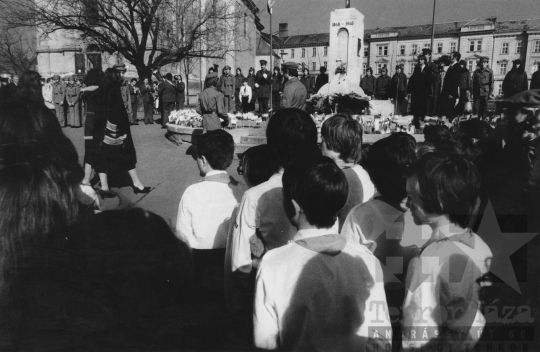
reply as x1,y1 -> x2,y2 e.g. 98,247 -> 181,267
282,155 -> 348,229
266,108 -> 319,173
364,133 -> 416,202
321,114 -> 363,164
407,153 -> 481,228
241,145 -> 277,187
196,130 -> 235,171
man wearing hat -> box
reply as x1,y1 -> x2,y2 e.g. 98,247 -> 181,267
255,60 -> 272,117
197,72 -> 229,132
113,63 -> 133,118
472,57 -> 494,119
52,75 -> 66,125
502,59 -> 529,98
65,75 -> 82,127
158,73 -> 179,128
281,62 -> 307,110
219,66 -> 235,113
315,66 -> 328,93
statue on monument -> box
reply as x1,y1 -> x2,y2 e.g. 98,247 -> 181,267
316,60 -> 366,97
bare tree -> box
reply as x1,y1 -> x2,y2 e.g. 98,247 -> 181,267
0,26 -> 37,74
1,0 -> 252,78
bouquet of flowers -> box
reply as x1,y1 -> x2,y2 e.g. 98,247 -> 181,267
169,109 -> 202,128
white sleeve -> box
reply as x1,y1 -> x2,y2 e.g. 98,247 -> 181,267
253,264 -> 279,349
247,86 -> 252,102
176,193 -> 194,248
402,255 -> 441,349
340,208 -> 376,251
230,191 -> 257,276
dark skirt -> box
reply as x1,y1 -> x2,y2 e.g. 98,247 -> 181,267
93,143 -> 137,174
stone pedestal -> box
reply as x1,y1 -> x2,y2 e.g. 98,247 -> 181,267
328,8 -> 364,83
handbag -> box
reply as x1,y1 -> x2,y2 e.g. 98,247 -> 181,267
102,90 -> 127,146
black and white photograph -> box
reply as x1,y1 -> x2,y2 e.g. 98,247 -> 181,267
0,0 -> 539,350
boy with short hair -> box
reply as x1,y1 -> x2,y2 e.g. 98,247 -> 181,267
176,130 -> 241,291
253,156 -> 390,350
321,114 -> 375,230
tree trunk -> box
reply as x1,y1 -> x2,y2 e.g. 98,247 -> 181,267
135,64 -> 153,82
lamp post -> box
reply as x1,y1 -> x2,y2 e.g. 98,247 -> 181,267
430,0 -> 436,62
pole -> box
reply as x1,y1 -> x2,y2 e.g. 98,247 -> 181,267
269,10 -> 273,114
430,0 -> 436,63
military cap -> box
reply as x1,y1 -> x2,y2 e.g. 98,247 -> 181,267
213,64 -> 219,71
478,56 -> 489,63
513,59 -> 522,65
395,64 -> 404,70
273,66 -> 280,72
422,48 -> 432,55
113,63 -> 127,72
281,62 -> 299,70
223,65 -> 231,70
259,59 -> 268,65
53,74 -> 61,79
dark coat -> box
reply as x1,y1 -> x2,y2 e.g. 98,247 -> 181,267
390,72 -> 408,100
441,63 -> 463,99
175,82 -> 185,103
315,73 -> 328,93
502,69 -> 529,98
459,68 -> 471,100
300,76 -> 314,94
219,74 -> 235,96
235,74 -> 245,91
158,80 -> 177,103
272,73 -> 282,92
360,75 -> 375,95
255,69 -> 272,99
0,85 -> 10,100
531,70 -> 540,90
139,83 -> 155,104
375,75 -> 392,97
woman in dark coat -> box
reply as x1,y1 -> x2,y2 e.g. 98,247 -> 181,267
234,68 -> 245,113
502,59 -> 529,98
246,67 -> 256,112
408,55 -> 432,128
89,68 -> 150,194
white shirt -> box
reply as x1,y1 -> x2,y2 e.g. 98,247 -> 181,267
176,171 -> 238,249
253,228 -> 391,350
402,229 -> 492,350
239,85 -> 252,102
351,164 -> 375,203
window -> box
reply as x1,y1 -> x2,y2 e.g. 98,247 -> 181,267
363,63 -> 367,75
409,61 -> 415,74
437,43 -> 443,54
378,45 -> 388,56
400,45 -> 405,55
324,47 -> 328,56
534,41 -> 540,53
468,59 -> 474,72
499,62 -> 507,75
497,84 -> 503,96
312,62 -> 316,71
291,49 -> 294,58
470,40 -> 482,52
412,44 -> 418,55
324,61 -> 327,68
377,63 -> 386,74
516,41 -> 522,54
364,47 -> 368,57
75,53 -> 86,74
280,49 -> 285,58
424,43 -> 431,49
301,48 -> 305,58
501,42 -> 509,54
450,42 -> 456,52
312,47 -> 316,57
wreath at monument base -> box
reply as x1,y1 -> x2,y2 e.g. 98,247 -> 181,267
306,92 -> 370,116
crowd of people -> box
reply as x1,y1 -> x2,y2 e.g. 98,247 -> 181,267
1,54 -> 540,351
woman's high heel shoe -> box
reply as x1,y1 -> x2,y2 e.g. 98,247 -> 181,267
131,185 -> 152,194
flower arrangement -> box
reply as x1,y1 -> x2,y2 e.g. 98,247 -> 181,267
169,109 -> 202,128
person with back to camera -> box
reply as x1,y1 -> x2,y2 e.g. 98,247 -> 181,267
253,155 -> 391,351
315,66 -> 328,93
197,72 -> 230,132
320,114 -> 375,230
89,68 -> 151,196
139,77 -> 155,125
280,62 -> 307,110
158,72 -> 177,128
402,153 -> 492,350
176,129 -> 242,302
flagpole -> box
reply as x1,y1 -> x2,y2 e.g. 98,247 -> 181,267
269,7 -> 273,114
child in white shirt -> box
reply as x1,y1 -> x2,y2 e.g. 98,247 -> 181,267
239,79 -> 252,114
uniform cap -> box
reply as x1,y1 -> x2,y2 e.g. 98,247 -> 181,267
281,62 -> 299,70
479,56 -> 489,63
113,63 -> 127,72
223,65 -> 231,70
259,60 -> 268,65
53,75 -> 61,79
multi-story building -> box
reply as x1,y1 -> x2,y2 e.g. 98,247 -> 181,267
260,18 -> 540,96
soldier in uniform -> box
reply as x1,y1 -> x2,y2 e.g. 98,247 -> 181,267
281,62 -> 307,110
52,75 -> 66,126
255,60 -> 272,117
196,72 -> 230,133
472,57 -> 494,120
65,75 -> 82,127
113,63 -> 132,117
219,66 -> 235,113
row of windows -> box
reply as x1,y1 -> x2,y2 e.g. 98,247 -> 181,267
282,47 -> 328,59
377,42 -> 458,56
500,41 -> 523,54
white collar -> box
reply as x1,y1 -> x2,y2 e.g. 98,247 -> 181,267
293,228 -> 337,241
205,170 -> 227,177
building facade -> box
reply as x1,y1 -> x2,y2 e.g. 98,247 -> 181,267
261,17 -> 540,96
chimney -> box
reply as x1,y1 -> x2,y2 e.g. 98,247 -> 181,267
279,23 -> 288,38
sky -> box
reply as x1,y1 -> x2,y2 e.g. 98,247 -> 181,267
255,0 -> 540,35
